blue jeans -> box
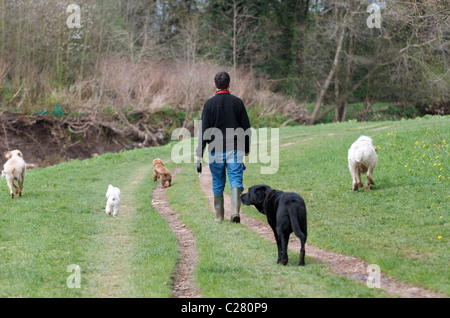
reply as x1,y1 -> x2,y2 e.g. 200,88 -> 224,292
209,151 -> 245,195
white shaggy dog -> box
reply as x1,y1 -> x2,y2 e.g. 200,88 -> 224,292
105,184 -> 121,216
1,150 -> 26,198
348,136 -> 377,192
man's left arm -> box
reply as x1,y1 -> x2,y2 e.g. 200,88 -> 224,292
240,102 -> 251,155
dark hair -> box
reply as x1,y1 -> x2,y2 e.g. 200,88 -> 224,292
214,71 -> 230,90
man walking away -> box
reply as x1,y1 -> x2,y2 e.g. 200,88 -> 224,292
196,71 -> 251,223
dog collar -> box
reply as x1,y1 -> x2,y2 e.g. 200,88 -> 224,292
264,190 -> 275,202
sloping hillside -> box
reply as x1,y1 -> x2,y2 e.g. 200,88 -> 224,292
0,116 -> 447,297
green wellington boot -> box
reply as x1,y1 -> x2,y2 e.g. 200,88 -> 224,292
214,194 -> 224,223
230,187 -> 242,223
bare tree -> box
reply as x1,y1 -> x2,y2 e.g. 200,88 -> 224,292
210,0 -> 261,70
310,2 -> 353,124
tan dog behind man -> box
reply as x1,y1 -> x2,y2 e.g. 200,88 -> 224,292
153,158 -> 172,188
1,150 -> 26,198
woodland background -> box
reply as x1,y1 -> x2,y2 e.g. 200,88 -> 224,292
0,0 -> 448,149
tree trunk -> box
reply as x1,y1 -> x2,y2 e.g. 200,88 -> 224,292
333,5 -> 342,122
315,65 -> 385,123
1,0 -> 5,52
361,74 -> 375,121
341,32 -> 354,122
309,11 -> 347,124
233,0 -> 237,72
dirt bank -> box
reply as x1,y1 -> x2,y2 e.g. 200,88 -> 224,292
0,114 -> 169,167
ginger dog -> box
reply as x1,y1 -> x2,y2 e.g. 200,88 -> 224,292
153,158 -> 172,188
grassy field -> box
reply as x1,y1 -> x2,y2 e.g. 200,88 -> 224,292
302,102 -> 421,124
166,168 -> 386,297
0,115 -> 447,297
240,116 -> 449,294
0,147 -> 178,297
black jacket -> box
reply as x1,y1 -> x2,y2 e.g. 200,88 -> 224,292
196,90 -> 251,157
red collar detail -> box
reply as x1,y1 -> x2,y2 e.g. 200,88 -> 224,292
264,190 -> 274,202
215,90 -> 230,95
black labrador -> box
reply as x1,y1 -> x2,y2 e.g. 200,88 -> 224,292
241,185 -> 307,266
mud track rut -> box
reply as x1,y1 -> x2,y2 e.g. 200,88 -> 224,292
151,127 -> 444,298
149,162 -> 443,298
197,165 -> 444,298
151,167 -> 202,298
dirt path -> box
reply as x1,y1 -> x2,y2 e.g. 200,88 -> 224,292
198,165 -> 445,298
151,167 -> 202,298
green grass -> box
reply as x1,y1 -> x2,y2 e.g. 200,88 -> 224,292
166,167 -> 386,298
240,116 -> 449,295
0,115 -> 447,297
304,102 -> 421,124
0,146 -> 178,297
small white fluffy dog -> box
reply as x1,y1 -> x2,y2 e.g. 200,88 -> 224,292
1,150 -> 26,198
348,136 -> 377,192
105,184 -> 121,216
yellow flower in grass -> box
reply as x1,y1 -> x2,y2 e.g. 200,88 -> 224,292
437,236 -> 442,240
438,175 -> 441,179
404,165 -> 408,168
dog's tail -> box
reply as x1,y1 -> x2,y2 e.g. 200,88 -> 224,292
291,206 -> 307,244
